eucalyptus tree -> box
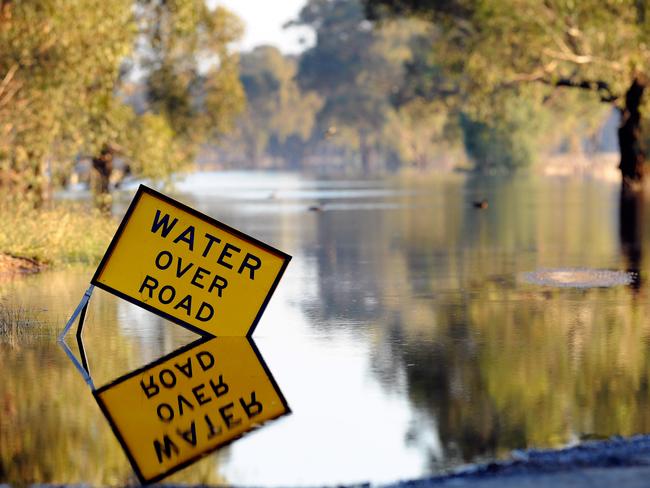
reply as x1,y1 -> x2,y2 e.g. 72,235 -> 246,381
0,0 -> 134,203
0,0 -> 244,207
89,0 -> 245,208
294,0 -> 427,173
224,45 -> 323,168
366,0 -> 650,186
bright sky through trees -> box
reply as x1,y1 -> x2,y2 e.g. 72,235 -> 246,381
213,0 -> 313,53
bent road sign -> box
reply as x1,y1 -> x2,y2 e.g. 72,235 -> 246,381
92,185 -> 291,337
94,336 -> 290,484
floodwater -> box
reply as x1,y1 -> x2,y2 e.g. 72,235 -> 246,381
3,171 -> 650,485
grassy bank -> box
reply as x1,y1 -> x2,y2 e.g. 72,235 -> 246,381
0,199 -> 117,268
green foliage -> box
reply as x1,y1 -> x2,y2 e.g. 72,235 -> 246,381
0,0 -> 245,202
139,1 -> 245,145
223,45 -> 323,167
4,0 -> 638,182
227,0 -> 611,174
384,98 -> 460,170
223,0 -> 455,173
460,92 -> 550,172
0,0 -> 134,198
294,0 -> 409,171
367,0 -> 650,101
126,113 -> 187,184
365,0 -> 650,175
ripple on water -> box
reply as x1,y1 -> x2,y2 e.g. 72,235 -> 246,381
519,268 -> 636,288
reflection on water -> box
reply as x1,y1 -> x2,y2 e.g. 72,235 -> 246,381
91,336 -> 289,484
519,268 -> 635,287
3,172 -> 650,485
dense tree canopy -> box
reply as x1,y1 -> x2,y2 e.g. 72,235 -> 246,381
219,0 -> 461,173
1,0 -> 638,193
365,0 -> 650,184
218,0 -> 613,174
0,0 -> 244,206
0,0 -> 134,201
214,0 -> 434,172
139,0 -> 244,142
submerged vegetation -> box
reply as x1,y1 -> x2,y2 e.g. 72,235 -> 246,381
0,301 -> 32,338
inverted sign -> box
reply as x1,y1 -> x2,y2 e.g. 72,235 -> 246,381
94,336 -> 290,484
92,185 -> 291,337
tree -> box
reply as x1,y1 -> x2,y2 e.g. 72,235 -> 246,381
0,0 -> 134,204
294,0 -> 427,173
0,0 -> 244,208
458,88 -> 555,172
139,1 -> 244,140
383,98 -> 460,171
365,0 -> 650,187
221,46 -> 322,168
88,0 -> 245,208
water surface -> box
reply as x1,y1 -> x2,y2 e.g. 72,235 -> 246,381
3,172 -> 650,485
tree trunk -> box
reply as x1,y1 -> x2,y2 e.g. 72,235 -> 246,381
618,76 -> 646,188
92,145 -> 114,212
24,151 -> 48,208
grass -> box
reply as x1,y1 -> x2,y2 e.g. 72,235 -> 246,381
0,198 -> 117,266
0,300 -> 36,342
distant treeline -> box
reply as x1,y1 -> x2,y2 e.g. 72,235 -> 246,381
215,0 -> 618,175
2,0 -> 649,205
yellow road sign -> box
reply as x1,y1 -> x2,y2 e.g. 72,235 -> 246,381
94,336 -> 290,484
91,185 -> 291,336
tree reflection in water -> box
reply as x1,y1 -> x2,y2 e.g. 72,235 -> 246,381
302,175 -> 650,469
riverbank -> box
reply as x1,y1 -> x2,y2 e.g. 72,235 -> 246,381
0,200 -> 116,270
388,435 -> 650,488
0,253 -> 43,275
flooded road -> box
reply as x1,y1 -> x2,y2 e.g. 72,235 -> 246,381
3,171 -> 650,485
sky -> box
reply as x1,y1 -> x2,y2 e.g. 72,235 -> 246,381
214,0 -> 314,54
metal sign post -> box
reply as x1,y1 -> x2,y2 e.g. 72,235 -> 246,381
58,285 -> 95,389
58,285 -> 94,341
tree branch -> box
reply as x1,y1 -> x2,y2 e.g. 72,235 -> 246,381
0,63 -> 18,99
541,77 -> 619,103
